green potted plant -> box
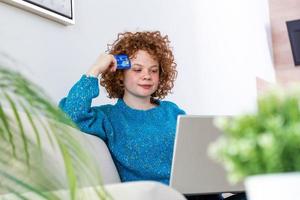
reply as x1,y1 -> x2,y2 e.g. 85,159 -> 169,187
209,86 -> 300,200
0,66 -> 111,200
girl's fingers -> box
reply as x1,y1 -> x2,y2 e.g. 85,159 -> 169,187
110,55 -> 118,72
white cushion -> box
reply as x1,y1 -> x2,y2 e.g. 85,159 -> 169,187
75,131 -> 121,184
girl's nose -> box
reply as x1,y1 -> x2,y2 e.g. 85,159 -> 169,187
142,70 -> 151,80
143,74 -> 151,80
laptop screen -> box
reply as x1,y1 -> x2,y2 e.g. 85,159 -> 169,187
169,115 -> 244,195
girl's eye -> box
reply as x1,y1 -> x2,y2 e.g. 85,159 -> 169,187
133,69 -> 142,72
151,69 -> 158,73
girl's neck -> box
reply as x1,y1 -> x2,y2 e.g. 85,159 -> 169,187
123,94 -> 156,110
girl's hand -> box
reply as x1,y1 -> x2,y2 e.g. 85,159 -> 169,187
87,53 -> 117,77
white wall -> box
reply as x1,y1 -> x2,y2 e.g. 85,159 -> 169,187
0,0 -> 275,115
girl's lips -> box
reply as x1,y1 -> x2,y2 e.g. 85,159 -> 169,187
139,84 -> 153,89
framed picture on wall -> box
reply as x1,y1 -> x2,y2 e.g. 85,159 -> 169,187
0,0 -> 75,25
286,19 -> 300,66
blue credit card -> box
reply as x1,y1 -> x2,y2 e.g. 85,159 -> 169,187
114,54 -> 131,69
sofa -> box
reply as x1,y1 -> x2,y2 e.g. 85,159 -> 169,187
0,109 -> 186,200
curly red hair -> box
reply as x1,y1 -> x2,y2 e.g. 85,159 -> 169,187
100,31 -> 177,100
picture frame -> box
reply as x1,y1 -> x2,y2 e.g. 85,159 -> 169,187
0,0 -> 75,25
286,19 -> 300,66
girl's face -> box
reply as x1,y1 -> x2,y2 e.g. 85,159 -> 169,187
123,50 -> 160,100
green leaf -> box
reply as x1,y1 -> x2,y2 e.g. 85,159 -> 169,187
0,66 -> 108,199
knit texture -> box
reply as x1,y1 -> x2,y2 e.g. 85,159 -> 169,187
59,75 -> 185,184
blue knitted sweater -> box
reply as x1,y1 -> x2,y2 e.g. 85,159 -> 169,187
59,75 -> 185,184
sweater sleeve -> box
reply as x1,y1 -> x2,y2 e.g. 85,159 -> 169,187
59,75 -> 108,141
166,101 -> 186,116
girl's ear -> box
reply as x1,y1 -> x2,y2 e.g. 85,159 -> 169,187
159,64 -> 164,73
119,72 -> 124,81
118,72 -> 124,86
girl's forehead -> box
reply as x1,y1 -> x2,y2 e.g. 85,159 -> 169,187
131,50 -> 158,65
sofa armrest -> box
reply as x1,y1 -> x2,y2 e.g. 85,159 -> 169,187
0,181 -> 186,200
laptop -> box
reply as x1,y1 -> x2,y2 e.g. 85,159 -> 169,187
169,115 -> 245,195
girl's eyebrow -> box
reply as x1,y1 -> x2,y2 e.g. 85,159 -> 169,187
132,63 -> 143,67
132,63 -> 159,68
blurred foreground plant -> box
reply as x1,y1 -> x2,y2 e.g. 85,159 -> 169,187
209,86 -> 300,183
0,66 -> 112,200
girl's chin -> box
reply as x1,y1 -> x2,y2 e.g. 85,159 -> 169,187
134,91 -> 154,98
125,88 -> 156,98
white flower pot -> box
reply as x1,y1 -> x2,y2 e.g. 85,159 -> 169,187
245,172 -> 300,200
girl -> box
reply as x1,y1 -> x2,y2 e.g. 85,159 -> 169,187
59,31 -> 185,185
59,31 -> 244,200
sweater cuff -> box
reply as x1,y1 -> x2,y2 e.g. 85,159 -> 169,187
78,75 -> 100,97
83,74 -> 98,80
